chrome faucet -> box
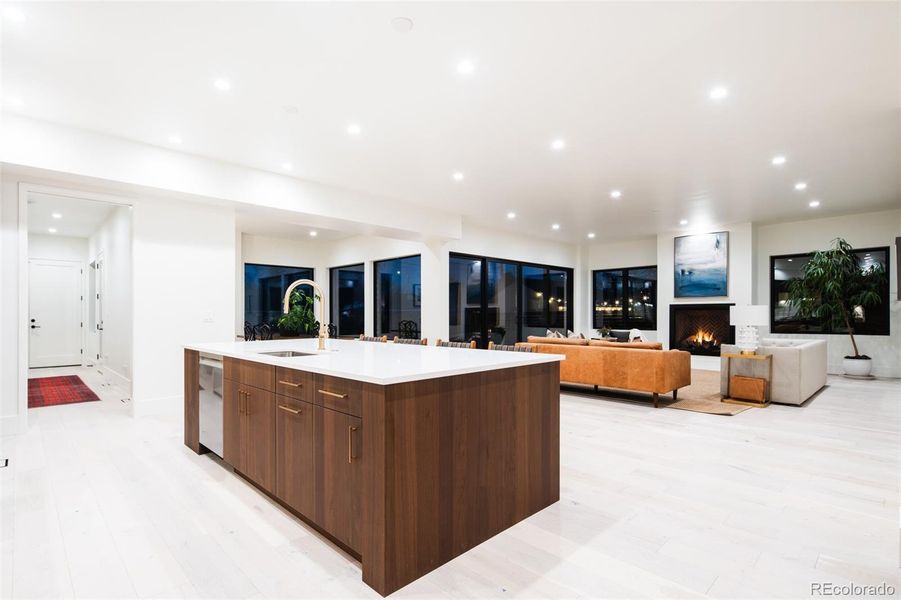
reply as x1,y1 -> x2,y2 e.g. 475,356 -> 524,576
283,279 -> 328,351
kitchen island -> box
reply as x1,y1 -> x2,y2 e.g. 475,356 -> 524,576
183,338 -> 562,596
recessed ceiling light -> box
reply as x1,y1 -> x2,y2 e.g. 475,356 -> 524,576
709,85 -> 729,101
452,172 -> 464,182
550,138 -> 566,151
771,155 -> 787,166
457,59 -> 476,76
679,219 -> 689,225
47,228 -> 57,234
309,230 -> 318,237
587,232 -> 596,239
506,212 -> 516,219
7,96 -> 23,107
794,182 -> 808,191
391,17 -> 414,33
281,162 -> 293,171
346,123 -> 361,136
2,7 -> 26,23
283,105 -> 299,114
213,78 -> 232,92
551,223 -> 560,230
168,134 -> 182,145
808,200 -> 820,208
787,258 -> 793,262
51,213 -> 62,219
610,189 -> 622,199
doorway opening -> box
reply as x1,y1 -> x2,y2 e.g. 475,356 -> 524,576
25,189 -> 133,411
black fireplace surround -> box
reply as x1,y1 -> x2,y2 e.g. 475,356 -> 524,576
669,303 -> 735,356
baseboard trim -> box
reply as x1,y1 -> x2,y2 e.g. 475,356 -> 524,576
96,365 -> 132,387
132,394 -> 181,418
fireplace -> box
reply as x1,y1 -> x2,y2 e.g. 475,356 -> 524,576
669,303 -> 734,356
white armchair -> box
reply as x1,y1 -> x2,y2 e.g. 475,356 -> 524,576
720,338 -> 827,405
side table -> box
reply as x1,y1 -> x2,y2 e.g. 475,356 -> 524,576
721,352 -> 772,408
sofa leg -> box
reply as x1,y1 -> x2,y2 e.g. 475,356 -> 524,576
672,389 -> 678,401
594,385 -> 598,392
653,392 -> 659,408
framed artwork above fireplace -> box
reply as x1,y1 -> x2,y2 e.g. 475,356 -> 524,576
674,231 -> 729,297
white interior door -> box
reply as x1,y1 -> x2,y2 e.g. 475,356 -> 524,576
29,259 -> 84,368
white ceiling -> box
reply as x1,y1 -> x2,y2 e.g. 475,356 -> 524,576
27,192 -> 117,238
3,2 -> 900,242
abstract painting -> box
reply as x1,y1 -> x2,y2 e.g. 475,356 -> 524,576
674,231 -> 729,297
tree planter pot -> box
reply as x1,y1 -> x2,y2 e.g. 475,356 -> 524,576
843,356 -> 873,378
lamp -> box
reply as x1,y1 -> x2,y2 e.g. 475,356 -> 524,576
730,305 -> 769,355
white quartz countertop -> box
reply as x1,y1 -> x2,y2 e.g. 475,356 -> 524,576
185,338 -> 564,385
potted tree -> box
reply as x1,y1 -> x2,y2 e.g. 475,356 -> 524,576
787,238 -> 887,377
278,289 -> 319,338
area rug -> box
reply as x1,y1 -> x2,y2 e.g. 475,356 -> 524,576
28,375 -> 101,408
659,369 -> 749,415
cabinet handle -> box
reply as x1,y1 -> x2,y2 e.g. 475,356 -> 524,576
319,389 -> 348,399
348,426 -> 357,463
279,380 -> 302,388
278,404 -> 302,415
238,390 -> 245,414
244,390 -> 251,415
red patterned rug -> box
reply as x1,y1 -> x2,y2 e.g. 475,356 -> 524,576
28,375 -> 101,408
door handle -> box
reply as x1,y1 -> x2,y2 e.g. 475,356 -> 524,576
30,325 -> 40,329
319,389 -> 348,399
348,426 -> 358,463
278,404 -> 302,415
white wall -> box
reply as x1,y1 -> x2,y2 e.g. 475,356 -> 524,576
755,209 -> 901,377
1,179 -> 22,433
88,205 -> 133,382
132,198 -> 235,414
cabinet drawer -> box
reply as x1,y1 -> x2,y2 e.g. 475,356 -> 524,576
314,374 -> 363,417
224,358 -> 275,391
276,368 -> 312,401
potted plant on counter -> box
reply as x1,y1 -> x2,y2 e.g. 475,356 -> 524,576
787,237 -> 887,377
278,289 -> 319,338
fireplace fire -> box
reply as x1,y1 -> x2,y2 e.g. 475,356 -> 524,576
682,327 -> 719,353
669,304 -> 734,356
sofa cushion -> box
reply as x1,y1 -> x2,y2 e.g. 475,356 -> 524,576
526,336 -> 589,346
589,340 -> 663,350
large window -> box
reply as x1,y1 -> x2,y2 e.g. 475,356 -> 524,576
771,247 -> 890,335
330,264 -> 365,337
449,253 -> 573,347
374,255 -> 421,338
244,263 -> 314,328
592,266 -> 657,330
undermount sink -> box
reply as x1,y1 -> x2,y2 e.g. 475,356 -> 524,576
257,350 -> 314,358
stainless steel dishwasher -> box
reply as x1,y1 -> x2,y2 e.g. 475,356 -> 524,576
198,353 -> 224,457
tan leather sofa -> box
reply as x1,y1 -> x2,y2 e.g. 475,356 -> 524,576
517,337 -> 692,407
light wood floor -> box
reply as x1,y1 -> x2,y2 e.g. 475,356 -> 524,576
2,368 -> 898,599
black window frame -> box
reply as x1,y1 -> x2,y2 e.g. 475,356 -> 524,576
329,262 -> 365,338
591,265 -> 658,331
769,246 -> 890,336
449,252 -> 575,347
373,254 -> 422,338
243,262 -> 315,327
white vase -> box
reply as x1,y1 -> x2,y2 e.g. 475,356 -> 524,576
843,357 -> 873,377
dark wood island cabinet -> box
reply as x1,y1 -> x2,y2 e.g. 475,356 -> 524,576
184,340 -> 561,596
